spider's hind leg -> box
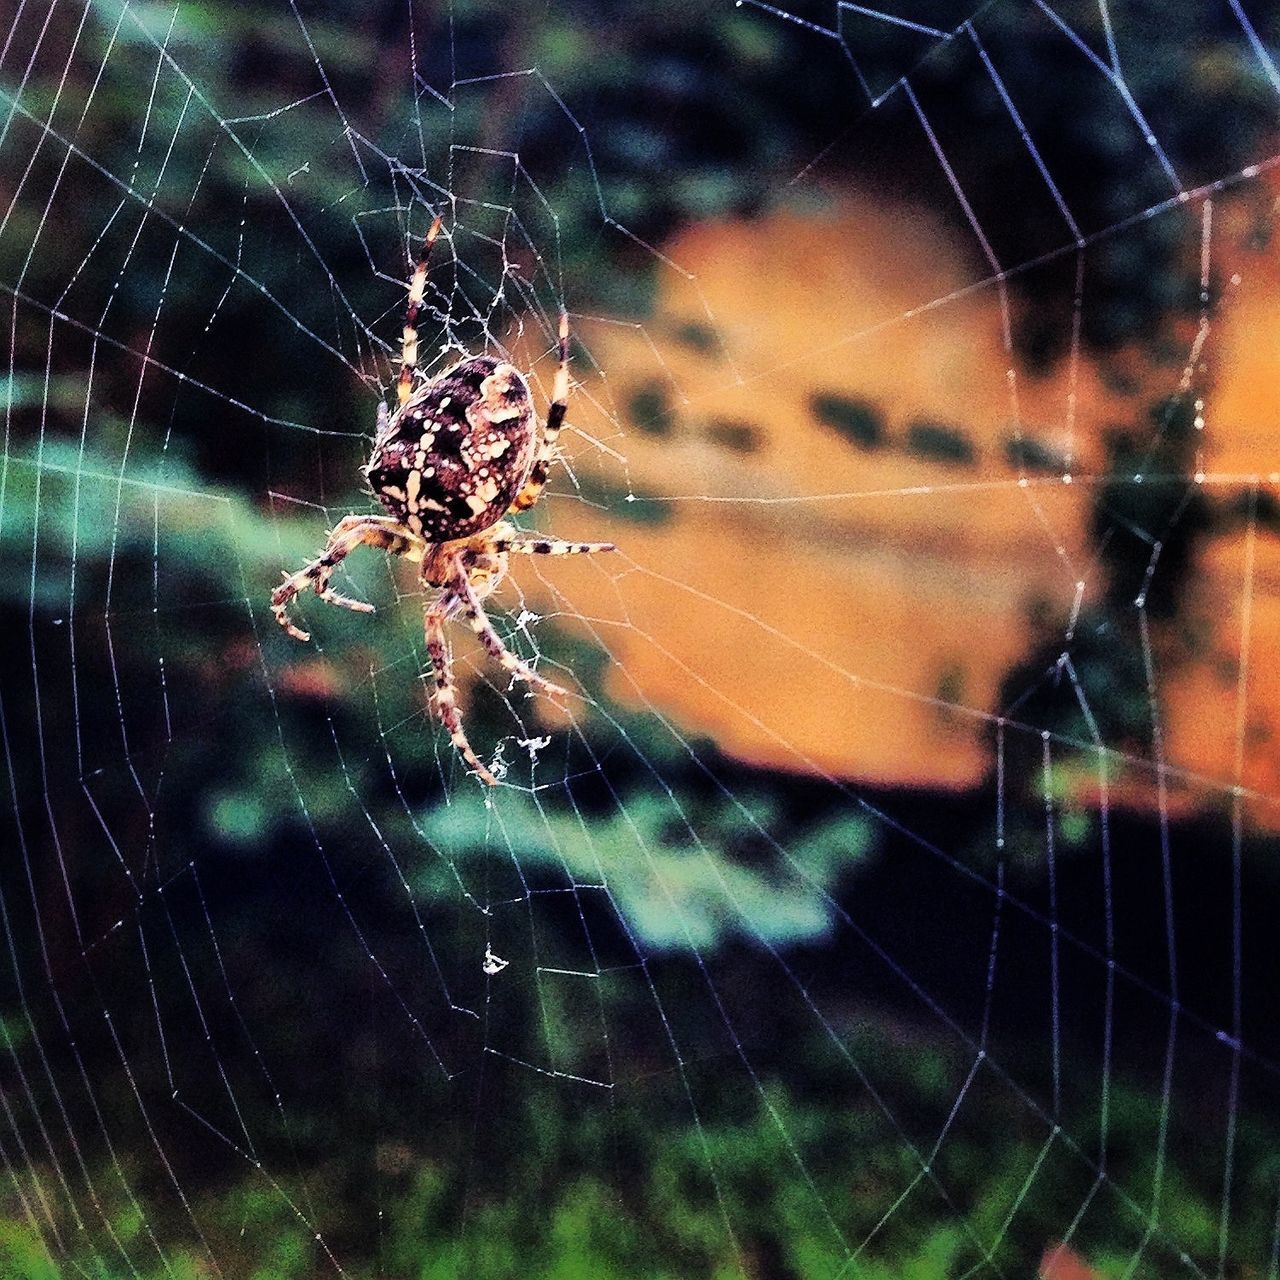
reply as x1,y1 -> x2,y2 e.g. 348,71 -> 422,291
452,564 -> 569,700
425,598 -> 499,786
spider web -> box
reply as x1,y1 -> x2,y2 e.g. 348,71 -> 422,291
1,0 -> 1279,1276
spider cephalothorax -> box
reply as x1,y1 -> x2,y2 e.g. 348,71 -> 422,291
272,216 -> 615,784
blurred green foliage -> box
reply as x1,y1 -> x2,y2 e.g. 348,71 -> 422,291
991,393 -> 1219,840
5,1038 -> 1279,1277
422,790 -> 872,950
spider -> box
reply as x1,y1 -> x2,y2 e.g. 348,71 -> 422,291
271,216 -> 615,785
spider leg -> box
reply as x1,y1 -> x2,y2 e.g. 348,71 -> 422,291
451,563 -> 569,700
493,535 -> 616,557
397,214 -> 444,408
272,515 -> 416,642
510,310 -> 570,513
425,595 -> 499,786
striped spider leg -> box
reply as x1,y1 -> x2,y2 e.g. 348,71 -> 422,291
271,515 -> 422,642
421,525 -> 615,785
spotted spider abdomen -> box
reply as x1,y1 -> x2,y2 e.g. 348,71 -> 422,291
367,356 -> 537,542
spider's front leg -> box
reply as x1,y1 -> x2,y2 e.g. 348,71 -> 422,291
272,514 -> 417,642
510,311 -> 571,514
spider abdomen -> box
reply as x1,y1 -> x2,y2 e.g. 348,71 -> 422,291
367,356 -> 537,541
